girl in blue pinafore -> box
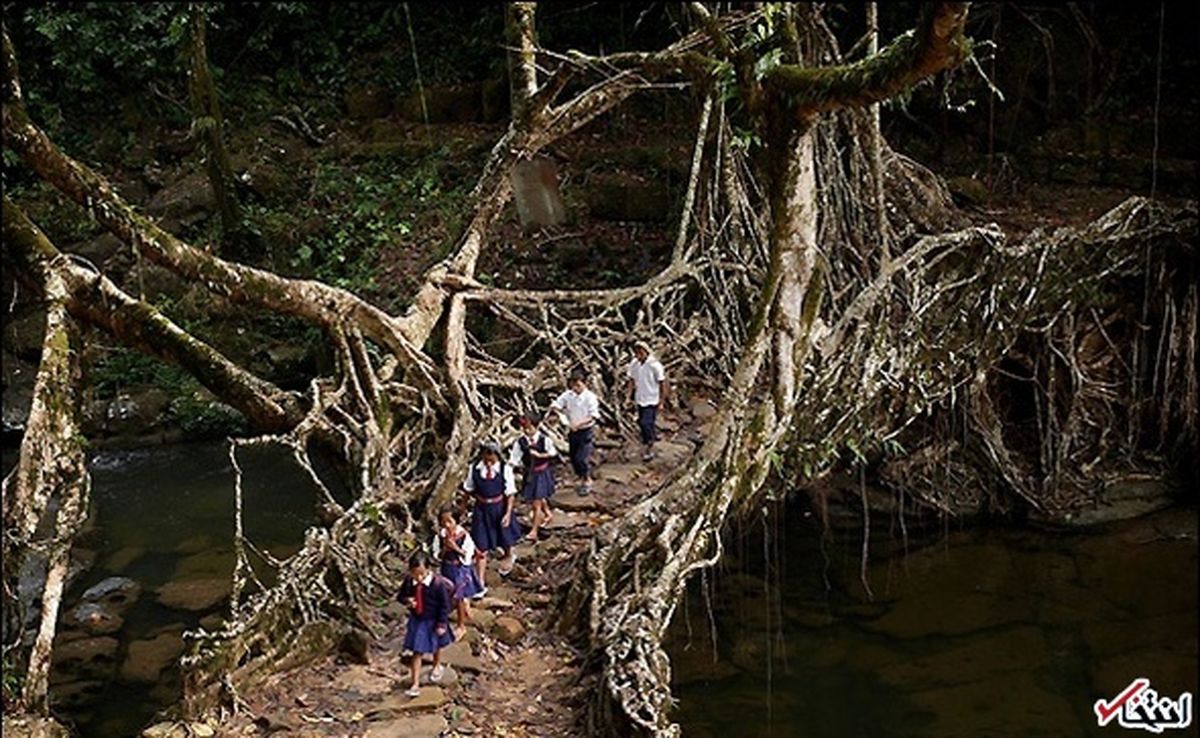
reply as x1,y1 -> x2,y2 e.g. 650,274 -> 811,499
464,440 -> 522,591
397,551 -> 454,697
433,506 -> 483,626
509,414 -> 557,541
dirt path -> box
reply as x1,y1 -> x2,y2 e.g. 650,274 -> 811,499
207,407 -> 708,738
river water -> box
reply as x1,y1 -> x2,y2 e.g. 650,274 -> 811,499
42,442 -> 338,737
668,501 -> 1198,737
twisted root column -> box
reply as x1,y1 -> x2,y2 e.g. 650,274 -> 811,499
0,220 -> 88,718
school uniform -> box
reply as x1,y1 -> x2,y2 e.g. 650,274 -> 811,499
552,388 -> 600,478
626,356 -> 665,445
398,572 -> 455,654
432,525 -> 484,601
508,432 -> 557,500
463,459 -> 522,552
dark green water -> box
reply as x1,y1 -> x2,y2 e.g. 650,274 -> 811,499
49,442 -> 337,737
669,503 -> 1199,738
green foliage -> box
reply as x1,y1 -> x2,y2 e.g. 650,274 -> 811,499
88,348 -> 188,399
21,3 -> 183,95
10,183 -> 102,244
167,386 -> 247,438
268,149 -> 468,292
1,652 -> 22,706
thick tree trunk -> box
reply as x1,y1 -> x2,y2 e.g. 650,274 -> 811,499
506,2 -> 538,121
0,245 -> 88,715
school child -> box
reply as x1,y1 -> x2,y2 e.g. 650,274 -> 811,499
549,369 -> 600,495
508,414 -> 557,541
432,507 -> 484,626
463,440 -> 521,587
397,551 -> 454,697
626,340 -> 668,461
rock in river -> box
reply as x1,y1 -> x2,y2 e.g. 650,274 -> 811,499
157,577 -> 231,611
120,628 -> 185,683
80,576 -> 141,615
66,602 -> 124,636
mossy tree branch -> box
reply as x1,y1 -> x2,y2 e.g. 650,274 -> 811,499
764,2 -> 970,122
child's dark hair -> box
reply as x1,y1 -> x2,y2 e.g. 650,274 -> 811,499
437,506 -> 456,521
408,551 -> 430,570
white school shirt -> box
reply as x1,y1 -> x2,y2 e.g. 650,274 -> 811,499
508,432 -> 557,467
626,357 -> 666,407
551,389 -> 600,427
461,460 -> 517,496
431,524 -> 476,560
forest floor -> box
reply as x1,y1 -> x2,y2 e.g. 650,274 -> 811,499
213,406 -> 710,738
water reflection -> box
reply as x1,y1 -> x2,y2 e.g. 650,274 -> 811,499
669,502 -> 1198,738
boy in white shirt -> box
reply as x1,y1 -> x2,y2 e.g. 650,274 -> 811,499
626,341 -> 668,461
549,370 -> 600,495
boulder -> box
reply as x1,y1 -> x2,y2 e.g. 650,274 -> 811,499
198,613 -> 224,631
552,489 -> 608,513
345,85 -> 394,120
66,602 -> 124,636
490,615 -> 525,645
105,388 -> 172,437
469,607 -> 496,632
68,233 -> 124,268
157,577 -> 231,611
595,463 -> 641,485
477,595 -> 514,611
331,664 -> 393,696
438,639 -> 483,674
365,687 -> 449,718
50,636 -> 118,683
174,549 -> 236,578
337,628 -> 371,664
104,545 -> 145,573
946,175 -> 990,206
120,628 -> 184,683
363,714 -> 448,738
48,679 -> 106,710
174,534 -> 213,556
145,172 -> 212,230
81,576 -> 141,615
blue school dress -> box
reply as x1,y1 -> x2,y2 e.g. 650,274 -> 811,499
438,527 -> 484,601
399,574 -> 455,654
468,462 -> 522,552
517,434 -> 557,501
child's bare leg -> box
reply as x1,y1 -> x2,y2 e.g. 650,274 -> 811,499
457,599 -> 468,628
432,648 -> 442,669
526,504 -> 540,540
409,653 -> 421,690
475,553 -> 487,585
